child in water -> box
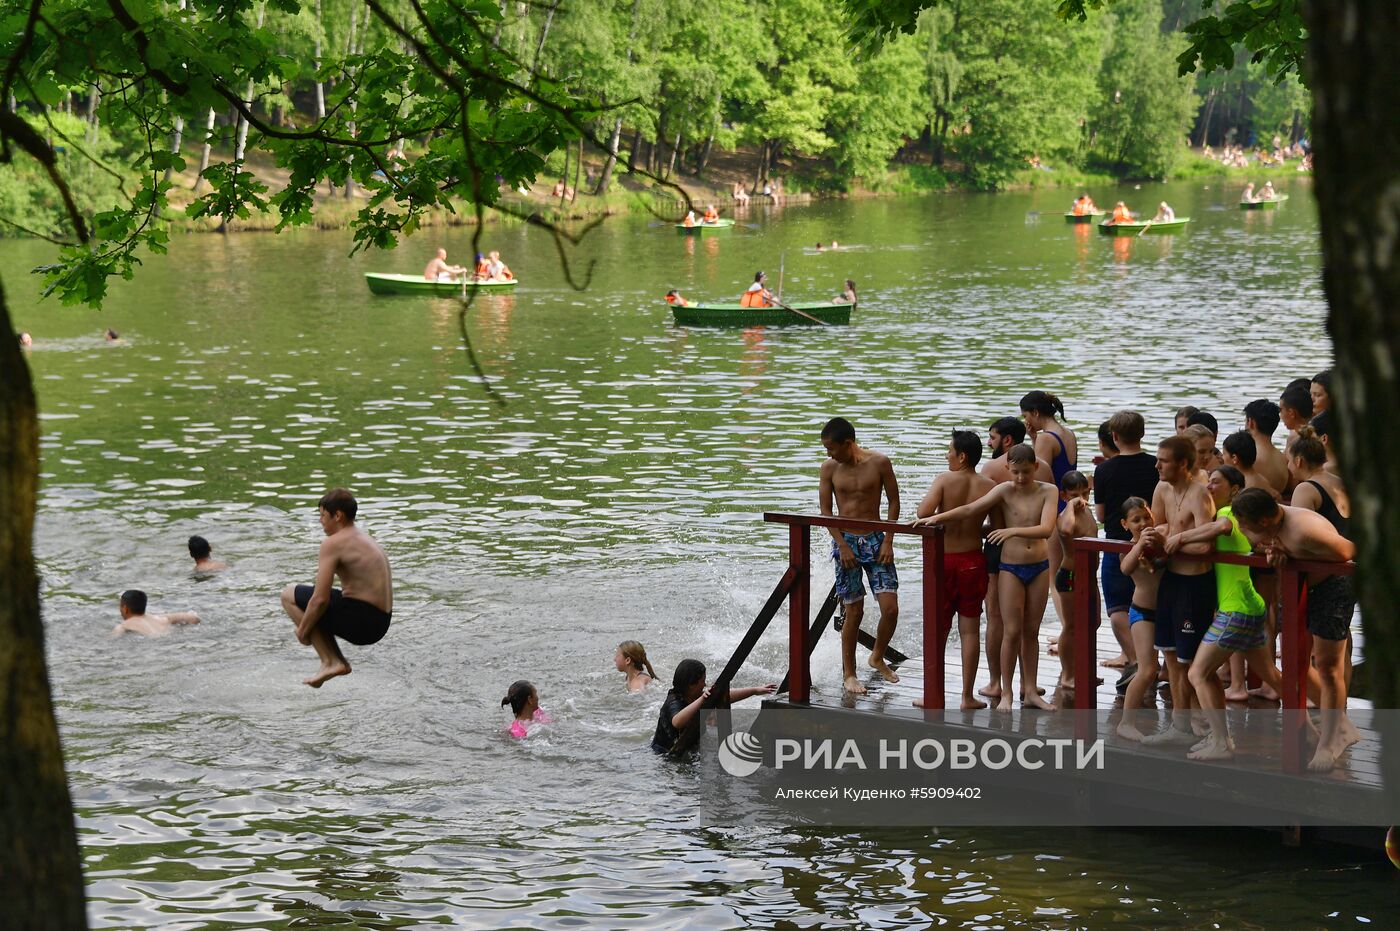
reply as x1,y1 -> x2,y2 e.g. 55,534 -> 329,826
501,680 -> 551,738
651,659 -> 776,754
615,640 -> 658,692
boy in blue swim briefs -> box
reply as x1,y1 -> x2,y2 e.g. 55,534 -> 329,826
820,417 -> 901,696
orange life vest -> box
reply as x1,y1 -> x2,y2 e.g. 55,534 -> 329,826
683,215 -> 695,227
1112,205 -> 1133,224
1072,199 -> 1087,216
475,259 -> 491,277
498,264 -> 514,280
665,293 -> 686,306
703,209 -> 719,222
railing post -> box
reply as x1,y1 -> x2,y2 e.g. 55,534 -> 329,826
920,527 -> 947,710
1073,540 -> 1096,712
1280,565 -> 1308,774
788,523 -> 811,703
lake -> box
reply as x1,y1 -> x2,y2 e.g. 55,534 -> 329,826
8,179 -> 1397,927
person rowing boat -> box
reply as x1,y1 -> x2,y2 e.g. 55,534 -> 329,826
1108,201 -> 1134,225
423,248 -> 466,281
1153,202 -> 1176,222
739,271 -> 776,307
1241,182 -> 1257,204
702,204 -> 720,223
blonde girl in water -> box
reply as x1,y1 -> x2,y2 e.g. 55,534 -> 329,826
615,640 -> 659,692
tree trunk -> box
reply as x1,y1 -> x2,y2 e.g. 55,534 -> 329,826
570,136 -> 582,203
595,117 -> 623,194
529,0 -> 562,82
627,128 -> 641,171
696,131 -> 714,174
1196,87 -> 1217,147
0,282 -> 88,930
1303,0 -> 1400,798
314,0 -> 326,121
666,132 -> 681,179
193,108 -> 216,191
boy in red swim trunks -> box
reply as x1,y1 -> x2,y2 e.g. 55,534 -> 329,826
913,431 -> 995,709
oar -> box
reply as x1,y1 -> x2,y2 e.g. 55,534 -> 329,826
1137,218 -> 1154,237
771,294 -> 830,326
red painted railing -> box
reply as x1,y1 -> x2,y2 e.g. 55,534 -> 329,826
764,513 -> 948,707
1070,536 -> 1356,772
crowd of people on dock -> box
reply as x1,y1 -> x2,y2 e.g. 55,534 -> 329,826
814,375 -> 1356,771
1203,136 -> 1308,170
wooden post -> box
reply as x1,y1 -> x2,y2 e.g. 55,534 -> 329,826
1280,565 -> 1308,773
788,523 -> 811,703
918,528 -> 947,710
1073,540 -> 1096,711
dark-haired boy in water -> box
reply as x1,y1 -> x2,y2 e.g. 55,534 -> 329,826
914,430 -> 994,709
1054,472 -> 1099,692
917,444 -> 1057,710
1115,498 -> 1164,741
819,417 -> 901,694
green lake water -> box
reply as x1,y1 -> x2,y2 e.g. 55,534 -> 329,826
7,179 -> 1399,927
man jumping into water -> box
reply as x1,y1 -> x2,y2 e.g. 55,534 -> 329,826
819,417 -> 901,694
280,488 -> 394,687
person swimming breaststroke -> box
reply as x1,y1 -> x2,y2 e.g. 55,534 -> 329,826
279,487 -> 394,688
111,589 -> 201,637
502,680 -> 551,737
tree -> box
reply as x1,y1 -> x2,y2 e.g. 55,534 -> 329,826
828,34 -> 925,181
1088,0 -> 1196,178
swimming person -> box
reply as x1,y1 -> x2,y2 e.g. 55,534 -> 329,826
188,535 -> 228,573
502,680 -> 551,738
279,488 -> 393,688
111,590 -> 201,637
916,444 -> 1058,711
651,659 -> 775,755
616,640 -> 659,692
423,248 -> 465,281
819,417 -> 902,694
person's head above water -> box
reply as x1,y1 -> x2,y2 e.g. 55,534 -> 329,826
318,487 -> 358,531
671,658 -> 706,700
119,589 -> 147,617
616,640 -> 658,679
104,328 -> 119,341
18,331 -> 33,347
988,416 -> 1027,456
188,535 -> 212,561
500,680 -> 538,717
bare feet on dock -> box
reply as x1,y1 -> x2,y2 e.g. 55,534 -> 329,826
1331,718 -> 1362,756
978,682 -> 1001,699
1116,722 -> 1146,742
1102,653 -> 1129,669
1307,747 -> 1337,772
996,695 -> 1014,711
961,695 -> 988,710
868,656 -> 900,683
1018,686 -> 1047,699
1223,685 -> 1249,702
844,675 -> 867,695
305,662 -> 351,688
1248,684 -> 1281,701
1023,692 -> 1056,711
1188,738 -> 1235,761
1142,727 -> 1195,746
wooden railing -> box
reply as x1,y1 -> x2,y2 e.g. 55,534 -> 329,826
1070,536 -> 1356,772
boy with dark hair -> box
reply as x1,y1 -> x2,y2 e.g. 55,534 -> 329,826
1279,378 -> 1314,436
280,487 -> 394,687
1185,410 -> 1218,439
914,430 -> 994,709
1232,488 -> 1358,771
1094,410 -> 1158,678
1143,436 -> 1216,746
918,444 -> 1058,711
112,590 -> 201,637
1221,430 -> 1276,494
820,418 -> 901,694
1243,399 -> 1289,493
1174,406 -> 1199,435
188,535 -> 228,573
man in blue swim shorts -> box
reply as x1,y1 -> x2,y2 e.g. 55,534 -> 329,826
820,417 -> 901,695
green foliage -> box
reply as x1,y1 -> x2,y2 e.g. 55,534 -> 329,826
828,35 -> 926,180
1088,0 -> 1196,178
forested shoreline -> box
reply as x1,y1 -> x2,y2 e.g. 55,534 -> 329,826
0,0 -> 1311,242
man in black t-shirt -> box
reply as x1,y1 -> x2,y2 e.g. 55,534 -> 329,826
1094,411 -> 1160,677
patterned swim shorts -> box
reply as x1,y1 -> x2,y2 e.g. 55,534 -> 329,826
1202,611 -> 1266,653
832,531 -> 899,604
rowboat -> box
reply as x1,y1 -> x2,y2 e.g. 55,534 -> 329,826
365,273 -> 519,295
1064,210 -> 1105,223
670,301 -> 853,327
675,218 -> 736,234
1097,217 -> 1191,236
1239,195 -> 1289,210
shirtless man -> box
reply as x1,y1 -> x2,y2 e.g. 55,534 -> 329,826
1143,436 -> 1216,746
1233,489 -> 1358,771
918,444 -> 1058,711
913,430 -> 994,709
1221,430 -> 1278,496
423,248 -> 465,281
819,418 -> 901,694
111,590 -> 200,637
188,535 -> 228,573
977,417 -> 1026,700
1243,399 -> 1289,493
279,488 -> 394,687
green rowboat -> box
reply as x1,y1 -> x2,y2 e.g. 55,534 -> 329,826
1239,195 -> 1289,210
365,273 -> 519,295
1064,210 -> 1105,223
675,218 -> 736,234
1097,217 -> 1191,236
670,300 -> 853,327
